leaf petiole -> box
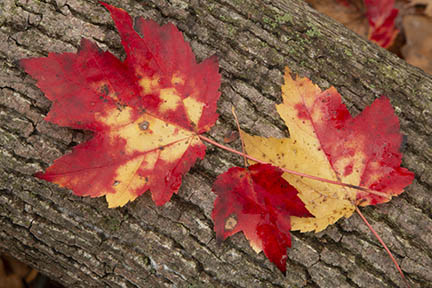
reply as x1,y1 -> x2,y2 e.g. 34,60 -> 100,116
355,207 -> 410,288
231,106 -> 248,168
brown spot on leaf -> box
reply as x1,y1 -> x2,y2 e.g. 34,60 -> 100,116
225,214 -> 238,231
139,121 -> 149,130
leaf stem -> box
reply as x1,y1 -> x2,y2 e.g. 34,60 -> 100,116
198,134 -> 390,199
355,207 -> 410,288
231,106 -> 247,168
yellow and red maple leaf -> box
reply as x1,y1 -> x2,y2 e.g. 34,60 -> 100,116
242,67 -> 414,232
212,163 -> 312,273
20,2 -> 221,208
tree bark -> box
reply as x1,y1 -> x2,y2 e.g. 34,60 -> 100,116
1,0 -> 431,287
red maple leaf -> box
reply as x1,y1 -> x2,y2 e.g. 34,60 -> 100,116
364,0 -> 399,48
212,163 -> 312,273
20,2 -> 221,207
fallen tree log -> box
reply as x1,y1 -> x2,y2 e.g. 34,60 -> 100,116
0,0 -> 431,287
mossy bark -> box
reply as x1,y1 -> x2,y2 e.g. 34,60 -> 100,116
1,0 -> 431,287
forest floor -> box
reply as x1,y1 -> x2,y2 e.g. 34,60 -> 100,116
306,0 -> 432,74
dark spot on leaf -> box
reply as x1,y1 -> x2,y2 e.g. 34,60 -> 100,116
139,121 -> 149,130
346,183 -> 368,191
113,180 -> 120,186
101,84 -> 110,96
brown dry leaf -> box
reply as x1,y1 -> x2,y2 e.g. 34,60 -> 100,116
305,0 -> 369,37
402,15 -> 432,74
0,255 -> 29,288
409,0 -> 432,17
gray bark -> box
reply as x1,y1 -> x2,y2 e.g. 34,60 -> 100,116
0,0 -> 431,287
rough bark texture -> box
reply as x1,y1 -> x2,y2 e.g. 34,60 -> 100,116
0,0 -> 431,287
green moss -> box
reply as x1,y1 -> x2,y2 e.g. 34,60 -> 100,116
259,40 -> 267,48
232,0 -> 245,6
288,47 -> 295,54
287,41 -> 306,59
227,24 -> 236,37
327,70 -> 337,80
379,64 -> 399,81
262,15 -> 277,29
275,13 -> 293,25
344,48 -> 352,57
208,3 -> 215,12
104,216 -> 121,231
305,25 -> 321,38
262,13 -> 293,29
367,58 -> 378,65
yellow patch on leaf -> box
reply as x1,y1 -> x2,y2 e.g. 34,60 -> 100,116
139,75 -> 160,94
183,96 -> 204,126
159,88 -> 182,112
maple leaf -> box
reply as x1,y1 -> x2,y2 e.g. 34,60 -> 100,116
212,163 -> 312,273
242,67 -> 414,232
20,2 -> 221,208
364,0 -> 399,48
